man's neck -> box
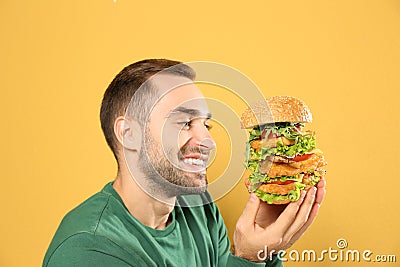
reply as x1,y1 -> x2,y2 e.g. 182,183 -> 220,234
112,168 -> 175,230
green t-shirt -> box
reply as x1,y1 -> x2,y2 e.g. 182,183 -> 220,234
43,182 -> 282,267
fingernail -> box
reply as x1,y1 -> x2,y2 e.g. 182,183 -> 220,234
250,193 -> 257,200
300,190 -> 306,201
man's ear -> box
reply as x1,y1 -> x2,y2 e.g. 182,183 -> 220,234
114,116 -> 142,151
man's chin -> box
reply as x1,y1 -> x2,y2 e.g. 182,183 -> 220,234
172,172 -> 207,195
174,183 -> 208,196
147,170 -> 208,197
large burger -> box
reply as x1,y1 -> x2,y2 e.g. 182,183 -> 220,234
241,96 -> 327,204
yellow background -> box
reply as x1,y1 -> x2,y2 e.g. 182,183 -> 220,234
1,0 -> 399,266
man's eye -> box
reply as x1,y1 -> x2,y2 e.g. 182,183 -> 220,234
179,121 -> 191,130
178,120 -> 212,130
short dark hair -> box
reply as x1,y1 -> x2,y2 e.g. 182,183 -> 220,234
100,59 -> 196,162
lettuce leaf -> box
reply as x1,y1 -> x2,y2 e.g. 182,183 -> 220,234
248,171 -> 301,184
248,127 -> 261,142
309,174 -> 321,187
273,133 -> 316,157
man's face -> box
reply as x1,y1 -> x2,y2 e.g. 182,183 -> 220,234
137,75 -> 216,195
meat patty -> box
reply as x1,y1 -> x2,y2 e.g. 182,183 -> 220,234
260,153 -> 327,178
265,155 -> 296,164
257,183 -> 296,195
251,136 -> 296,151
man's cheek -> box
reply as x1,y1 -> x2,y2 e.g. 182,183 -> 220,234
178,132 -> 191,151
159,124 -> 179,146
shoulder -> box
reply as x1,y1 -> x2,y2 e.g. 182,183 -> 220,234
55,190 -> 112,237
43,186 -> 125,266
44,232 -> 134,267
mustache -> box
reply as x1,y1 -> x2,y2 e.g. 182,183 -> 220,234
179,144 -> 210,157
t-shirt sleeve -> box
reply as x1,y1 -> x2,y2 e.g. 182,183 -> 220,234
226,254 -> 266,267
211,204 -> 263,267
265,255 -> 284,267
47,248 -> 132,267
44,233 -> 141,267
212,203 -> 283,267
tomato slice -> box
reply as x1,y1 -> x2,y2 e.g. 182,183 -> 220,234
267,180 -> 294,185
260,129 -> 280,139
293,153 -> 313,162
261,130 -> 267,139
294,126 -> 303,133
267,132 -> 279,139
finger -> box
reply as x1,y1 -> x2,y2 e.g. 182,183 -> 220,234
255,201 -> 286,228
282,184 -> 326,249
237,193 -> 261,227
282,187 -> 316,242
244,178 -> 250,191
315,178 -> 326,205
272,190 -> 306,236
283,200 -> 321,250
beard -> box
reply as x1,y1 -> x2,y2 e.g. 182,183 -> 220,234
137,127 -> 208,198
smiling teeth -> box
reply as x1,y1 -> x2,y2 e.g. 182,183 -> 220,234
183,158 -> 205,166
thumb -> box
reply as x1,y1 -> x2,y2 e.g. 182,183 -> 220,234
238,193 -> 260,226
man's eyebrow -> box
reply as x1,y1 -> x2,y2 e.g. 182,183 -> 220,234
168,107 -> 212,118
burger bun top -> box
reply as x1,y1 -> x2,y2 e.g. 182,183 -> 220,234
241,95 -> 312,128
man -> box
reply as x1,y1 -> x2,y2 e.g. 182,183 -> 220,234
43,59 -> 326,266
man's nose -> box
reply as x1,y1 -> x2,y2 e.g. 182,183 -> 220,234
192,125 -> 216,152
